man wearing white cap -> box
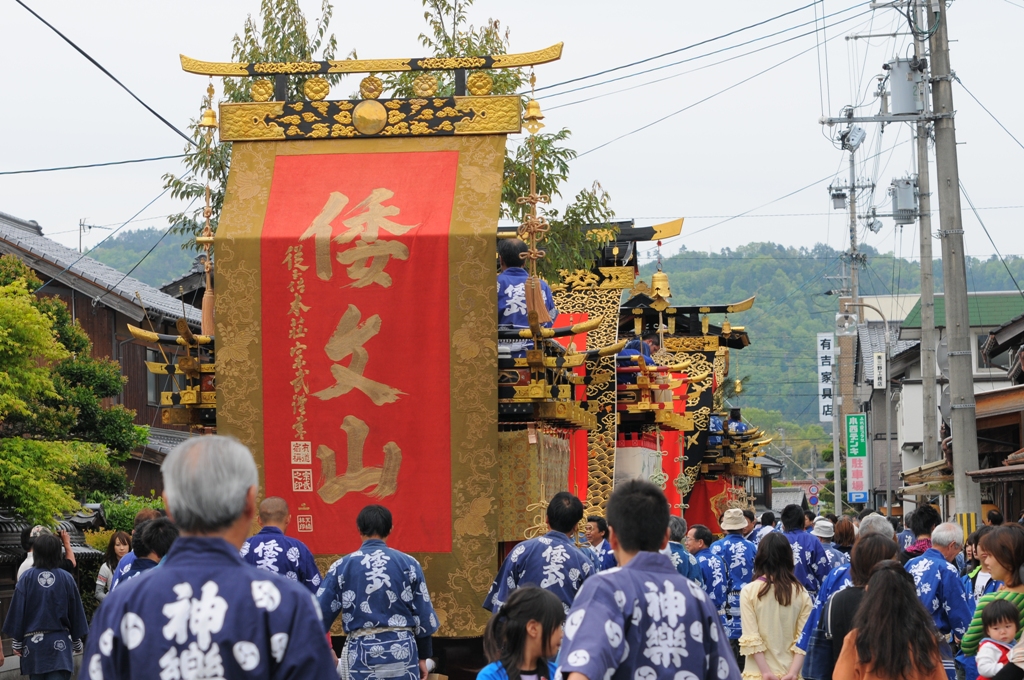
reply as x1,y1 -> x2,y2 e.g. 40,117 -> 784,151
811,516 -> 848,570
710,508 -> 756,667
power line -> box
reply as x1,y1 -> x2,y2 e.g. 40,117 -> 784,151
0,154 -> 188,177
543,3 -> 872,106
532,0 -> 829,94
576,43 -> 822,159
955,76 -> 1024,153
13,0 -> 195,148
35,180 -> 185,294
960,180 -> 1024,300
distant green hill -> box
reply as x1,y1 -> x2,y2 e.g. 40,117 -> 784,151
88,227 -> 196,289
643,242 -> 1024,426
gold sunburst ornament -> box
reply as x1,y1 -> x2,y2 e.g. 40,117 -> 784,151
412,74 -> 438,97
250,79 -> 273,102
359,75 -> 383,99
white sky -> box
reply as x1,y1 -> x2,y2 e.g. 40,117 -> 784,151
1,0 -> 1021,271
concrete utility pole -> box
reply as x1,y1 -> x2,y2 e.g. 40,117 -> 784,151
928,0 -> 981,523
848,150 -> 860,307
915,0 -> 939,464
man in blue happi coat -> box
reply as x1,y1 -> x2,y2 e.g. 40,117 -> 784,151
584,515 -> 617,571
241,497 -> 322,593
664,516 -> 704,586
317,505 -> 439,680
905,522 -> 974,680
711,509 -> 756,666
497,238 -> 558,357
780,504 -> 830,595
557,480 -> 741,680
749,512 -> 776,546
119,517 -> 179,586
811,517 -> 848,570
85,436 -> 336,679
3,533 -> 88,678
484,491 -> 593,614
686,524 -> 728,619
795,513 -> 894,651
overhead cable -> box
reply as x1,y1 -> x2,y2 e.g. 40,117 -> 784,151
13,0 -> 195,147
0,154 -> 188,176
531,0 -> 843,94
960,180 -> 1024,301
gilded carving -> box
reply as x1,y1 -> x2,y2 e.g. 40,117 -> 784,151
304,77 -> 330,101
253,61 -> 321,74
251,80 -> 274,102
179,54 -> 249,76
598,266 -> 636,289
219,97 -> 520,141
491,42 -> 564,68
551,286 -> 621,512
453,96 -> 522,134
416,56 -> 487,69
412,74 -> 438,97
466,71 -> 493,96
359,76 -> 384,100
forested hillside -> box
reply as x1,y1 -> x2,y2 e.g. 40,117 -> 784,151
87,227 -> 194,289
647,241 -> 1024,422
642,242 -> 1024,476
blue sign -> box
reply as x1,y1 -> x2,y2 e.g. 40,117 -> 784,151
809,496 -> 819,505
847,491 -> 869,504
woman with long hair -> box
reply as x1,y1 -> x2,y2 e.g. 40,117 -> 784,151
961,525 -> 1024,656
95,530 -> 131,602
739,532 -> 812,680
833,560 -> 945,680
826,535 -> 899,661
478,586 -> 565,680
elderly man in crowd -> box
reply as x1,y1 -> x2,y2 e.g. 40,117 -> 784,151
905,521 -> 974,680
663,516 -> 704,585
811,516 -> 848,570
794,513 -> 895,653
85,435 -> 336,679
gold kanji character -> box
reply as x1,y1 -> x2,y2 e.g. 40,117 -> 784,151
336,240 -> 410,288
313,305 -> 404,405
317,415 -> 401,503
300,192 -> 349,280
336,188 -> 417,244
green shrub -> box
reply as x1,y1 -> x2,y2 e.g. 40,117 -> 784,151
101,495 -> 164,533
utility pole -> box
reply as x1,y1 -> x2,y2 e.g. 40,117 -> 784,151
929,0 -> 981,524
915,0 -> 939,465
848,150 -> 860,307
833,341 -> 843,515
79,218 -> 85,253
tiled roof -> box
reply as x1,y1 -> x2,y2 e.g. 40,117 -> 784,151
0,220 -> 200,328
145,428 -> 196,456
858,322 -> 918,382
902,292 -> 1024,329
771,487 -> 807,513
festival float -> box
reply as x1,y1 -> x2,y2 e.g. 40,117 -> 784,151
136,39 -> 773,672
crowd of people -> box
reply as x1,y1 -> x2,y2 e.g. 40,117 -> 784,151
3,435 -> 1024,680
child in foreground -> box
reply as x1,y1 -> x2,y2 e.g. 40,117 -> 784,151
478,586 -> 565,680
977,599 -> 1021,680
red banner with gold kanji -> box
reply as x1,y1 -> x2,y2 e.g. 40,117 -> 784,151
260,151 -> 458,554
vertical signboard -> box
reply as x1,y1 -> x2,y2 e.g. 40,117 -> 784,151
846,413 -> 869,503
817,333 -> 835,423
873,351 -> 886,390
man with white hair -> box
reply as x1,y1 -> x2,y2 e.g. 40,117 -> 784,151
905,521 -> 974,680
85,436 -> 336,679
794,512 -> 895,652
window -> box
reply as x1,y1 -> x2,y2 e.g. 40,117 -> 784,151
977,334 -> 1011,370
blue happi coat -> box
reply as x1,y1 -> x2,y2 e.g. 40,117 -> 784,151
749,524 -> 775,546
497,267 -> 558,355
241,526 -> 322,593
317,538 -> 439,680
483,531 -> 593,613
695,548 -> 728,617
710,534 -> 756,640
667,542 -> 705,586
2,567 -> 88,676
823,543 -> 849,570
783,529 -> 830,594
85,536 -> 336,679
955,571 -> 1002,680
120,556 -> 158,586
109,550 -> 137,591
557,551 -> 741,680
589,538 -> 617,571
905,548 -> 975,639
795,563 -> 853,651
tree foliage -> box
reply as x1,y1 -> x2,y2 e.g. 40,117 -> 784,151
0,255 -> 145,523
163,0 -> 344,250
